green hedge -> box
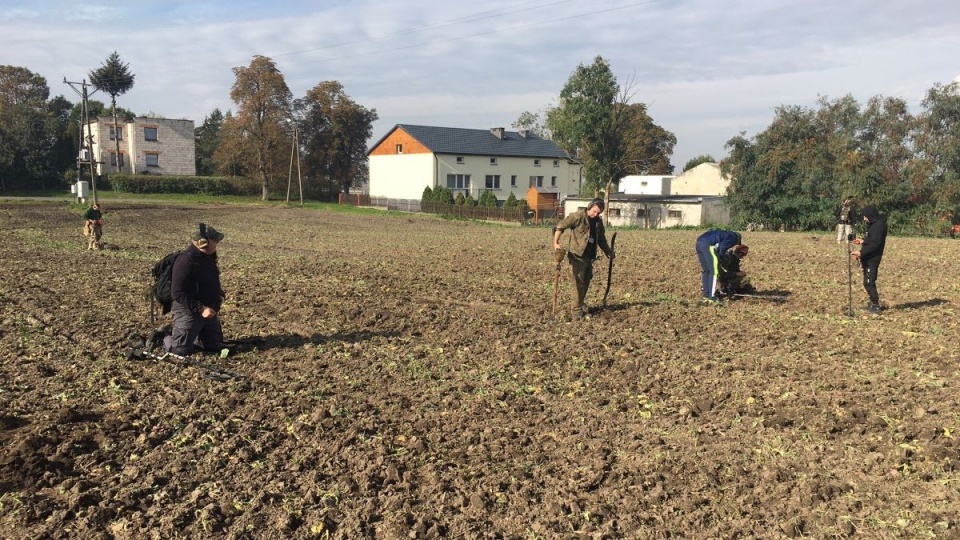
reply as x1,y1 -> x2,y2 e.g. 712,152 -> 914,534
108,174 -> 261,196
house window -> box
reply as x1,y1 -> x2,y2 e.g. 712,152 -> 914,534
396,144 -> 403,154
109,126 -> 123,140
145,153 -> 160,167
636,208 -> 646,218
109,153 -> 125,166
485,175 -> 501,189
529,176 -> 544,188
456,156 -> 464,164
641,181 -> 648,186
490,157 -> 498,165
553,159 -> 559,167
144,127 -> 158,141
533,159 -> 541,167
510,175 -> 517,187
609,208 -> 621,217
550,176 -> 557,187
668,209 -> 682,219
446,174 -> 471,189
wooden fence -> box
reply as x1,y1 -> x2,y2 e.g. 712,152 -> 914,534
420,201 -> 527,224
338,194 -> 529,224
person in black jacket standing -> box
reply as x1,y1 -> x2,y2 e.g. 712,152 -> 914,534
851,205 -> 887,313
163,223 -> 226,355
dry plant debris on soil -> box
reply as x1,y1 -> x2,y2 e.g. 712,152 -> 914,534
1,201 -> 959,539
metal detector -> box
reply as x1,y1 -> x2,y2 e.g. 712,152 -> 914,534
125,338 -> 243,382
846,233 -> 855,317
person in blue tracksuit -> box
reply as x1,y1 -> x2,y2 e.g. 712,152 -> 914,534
695,229 -> 745,305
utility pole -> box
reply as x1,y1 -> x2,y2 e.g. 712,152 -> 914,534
286,126 -> 303,205
64,78 -> 100,205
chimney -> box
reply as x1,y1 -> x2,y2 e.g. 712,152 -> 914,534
518,129 -> 528,139
490,127 -> 505,139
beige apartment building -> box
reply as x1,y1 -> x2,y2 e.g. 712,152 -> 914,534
89,117 -> 196,176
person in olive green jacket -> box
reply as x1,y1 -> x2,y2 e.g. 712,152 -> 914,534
82,203 -> 103,250
553,198 -> 614,317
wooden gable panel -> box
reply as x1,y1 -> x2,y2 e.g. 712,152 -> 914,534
370,128 -> 431,155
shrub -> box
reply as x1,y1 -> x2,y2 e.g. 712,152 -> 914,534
505,192 -> 519,207
108,174 -> 260,196
478,190 -> 498,207
464,193 -> 475,206
432,186 -> 454,204
421,186 -> 433,204
455,192 -> 466,205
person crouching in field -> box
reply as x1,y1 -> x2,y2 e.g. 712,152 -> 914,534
851,205 -> 887,314
553,198 -> 614,318
836,197 -> 856,244
718,244 -> 753,297
163,224 -> 226,355
82,203 -> 103,250
696,229 -> 745,306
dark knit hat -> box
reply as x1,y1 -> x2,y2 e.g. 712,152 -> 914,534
861,205 -> 880,222
192,223 -> 224,243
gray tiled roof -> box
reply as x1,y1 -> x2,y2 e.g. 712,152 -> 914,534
373,124 -> 573,160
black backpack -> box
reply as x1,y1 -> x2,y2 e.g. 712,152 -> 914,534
149,251 -> 182,322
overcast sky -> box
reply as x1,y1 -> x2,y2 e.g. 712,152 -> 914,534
3,0 -> 958,171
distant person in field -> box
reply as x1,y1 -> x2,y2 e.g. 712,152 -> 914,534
836,197 -> 856,244
851,205 -> 887,314
718,244 -> 753,297
82,203 -> 104,250
695,229 -> 745,305
553,198 -> 614,318
163,223 -> 226,355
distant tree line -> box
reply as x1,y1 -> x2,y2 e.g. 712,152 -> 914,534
0,54 -> 378,201
722,85 -> 960,235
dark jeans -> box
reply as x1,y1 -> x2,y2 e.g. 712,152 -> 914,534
163,302 -> 223,355
861,258 -> 881,304
696,239 -> 718,298
568,252 -> 593,310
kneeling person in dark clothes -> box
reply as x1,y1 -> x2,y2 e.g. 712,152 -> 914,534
163,224 -> 226,355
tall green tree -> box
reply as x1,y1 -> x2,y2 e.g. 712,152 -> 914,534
195,108 -> 225,176
89,52 -> 135,173
683,154 -> 716,172
620,102 -> 676,175
547,56 -> 622,196
221,56 -> 292,200
914,82 -> 960,227
296,81 -> 377,197
511,110 -> 549,138
546,57 -> 675,203
0,66 -> 58,190
722,94 -> 924,232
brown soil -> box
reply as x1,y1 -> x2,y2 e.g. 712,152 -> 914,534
1,201 -> 958,539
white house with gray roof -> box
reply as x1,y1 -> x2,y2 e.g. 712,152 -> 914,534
368,125 -> 582,204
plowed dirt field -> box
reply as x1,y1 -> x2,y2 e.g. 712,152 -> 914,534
1,201 -> 958,539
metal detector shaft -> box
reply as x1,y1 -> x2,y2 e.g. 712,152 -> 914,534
603,232 -> 617,307
847,238 -> 854,316
127,347 -> 243,382
730,293 -> 787,301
